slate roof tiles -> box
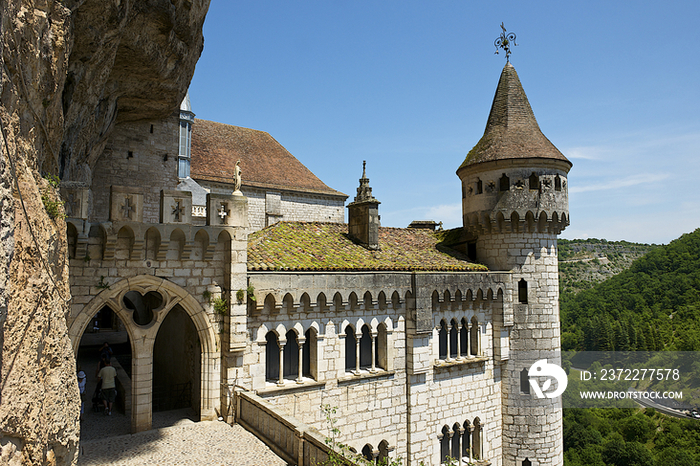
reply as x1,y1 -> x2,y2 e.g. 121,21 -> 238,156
459,63 -> 571,170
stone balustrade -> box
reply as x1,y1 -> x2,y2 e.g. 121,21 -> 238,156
235,390 -> 360,466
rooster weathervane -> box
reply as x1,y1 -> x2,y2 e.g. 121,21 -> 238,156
494,23 -> 517,61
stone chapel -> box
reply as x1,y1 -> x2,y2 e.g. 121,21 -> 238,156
62,62 -> 571,466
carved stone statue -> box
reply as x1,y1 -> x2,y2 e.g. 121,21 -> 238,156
233,159 -> 242,195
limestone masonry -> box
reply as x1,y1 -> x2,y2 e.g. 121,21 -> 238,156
62,61 -> 570,466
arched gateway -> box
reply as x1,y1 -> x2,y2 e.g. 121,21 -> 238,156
68,275 -> 220,433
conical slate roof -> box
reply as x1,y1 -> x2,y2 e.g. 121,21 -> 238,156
459,63 -> 571,170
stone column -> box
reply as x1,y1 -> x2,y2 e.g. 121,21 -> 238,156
446,327 -> 453,362
468,425 -> 475,463
297,338 -> 305,384
371,448 -> 379,465
456,426 -> 465,463
370,331 -> 377,373
466,324 -> 472,358
131,339 -> 153,433
355,338 -> 361,374
478,325 -> 483,356
278,341 -> 285,386
447,429 -> 454,462
456,324 -> 463,360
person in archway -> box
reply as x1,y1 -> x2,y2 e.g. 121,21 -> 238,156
97,358 -> 117,416
99,342 -> 113,361
77,369 -> 87,421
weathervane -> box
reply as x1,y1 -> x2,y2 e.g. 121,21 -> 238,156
494,22 -> 517,61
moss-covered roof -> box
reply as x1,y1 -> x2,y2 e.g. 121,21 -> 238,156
247,222 -> 487,272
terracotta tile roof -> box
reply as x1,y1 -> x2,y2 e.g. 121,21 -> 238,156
191,119 -> 347,198
247,222 -> 487,272
459,63 -> 571,171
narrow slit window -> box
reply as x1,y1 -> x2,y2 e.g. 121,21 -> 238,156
518,279 -> 528,304
499,173 -> 510,192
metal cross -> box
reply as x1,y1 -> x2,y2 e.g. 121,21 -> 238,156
218,203 -> 229,224
171,200 -> 184,222
121,196 -> 134,219
494,22 -> 517,61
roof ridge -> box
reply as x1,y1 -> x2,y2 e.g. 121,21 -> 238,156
194,118 -> 271,136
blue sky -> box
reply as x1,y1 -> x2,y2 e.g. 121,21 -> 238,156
189,1 -> 700,245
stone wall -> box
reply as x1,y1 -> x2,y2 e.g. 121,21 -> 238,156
200,182 -> 345,231
245,271 -> 512,465
479,233 -> 563,466
66,220 -> 244,432
90,116 -> 181,223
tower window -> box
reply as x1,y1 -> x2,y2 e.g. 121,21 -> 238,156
554,175 -> 562,191
476,179 -> 483,194
529,173 -> 539,190
518,279 -> 528,304
499,173 -> 510,192
467,241 -> 477,261
523,460 -> 532,466
520,368 -> 531,394
178,120 -> 191,178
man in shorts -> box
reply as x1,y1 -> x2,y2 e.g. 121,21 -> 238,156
97,358 -> 117,415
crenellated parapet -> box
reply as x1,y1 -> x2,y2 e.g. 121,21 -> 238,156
458,159 -> 570,237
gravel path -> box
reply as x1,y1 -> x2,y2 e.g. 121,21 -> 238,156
78,419 -> 287,466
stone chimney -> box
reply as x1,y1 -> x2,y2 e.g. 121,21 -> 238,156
347,161 -> 380,250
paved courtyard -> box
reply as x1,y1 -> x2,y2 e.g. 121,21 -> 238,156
78,417 -> 287,466
77,332 -> 286,465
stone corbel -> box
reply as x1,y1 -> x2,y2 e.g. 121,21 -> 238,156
204,239 -> 217,261
156,239 -> 170,261
103,234 -> 117,260
130,238 -> 145,261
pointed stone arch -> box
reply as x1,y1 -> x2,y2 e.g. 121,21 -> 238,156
67,275 -> 220,433
391,291 -> 401,310
333,292 -> 344,312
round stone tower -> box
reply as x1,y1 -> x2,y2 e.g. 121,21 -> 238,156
457,63 -> 571,466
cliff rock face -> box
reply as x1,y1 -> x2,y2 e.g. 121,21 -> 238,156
0,1 -> 209,465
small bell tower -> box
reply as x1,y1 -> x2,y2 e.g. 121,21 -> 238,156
347,161 -> 380,250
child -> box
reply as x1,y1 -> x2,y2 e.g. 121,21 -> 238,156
77,369 -> 87,421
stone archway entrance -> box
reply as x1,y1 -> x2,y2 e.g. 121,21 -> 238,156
153,304 -> 201,415
76,304 -> 132,433
68,275 -> 220,433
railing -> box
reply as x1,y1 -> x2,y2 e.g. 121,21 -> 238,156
235,390 -> 360,466
192,205 -> 206,218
